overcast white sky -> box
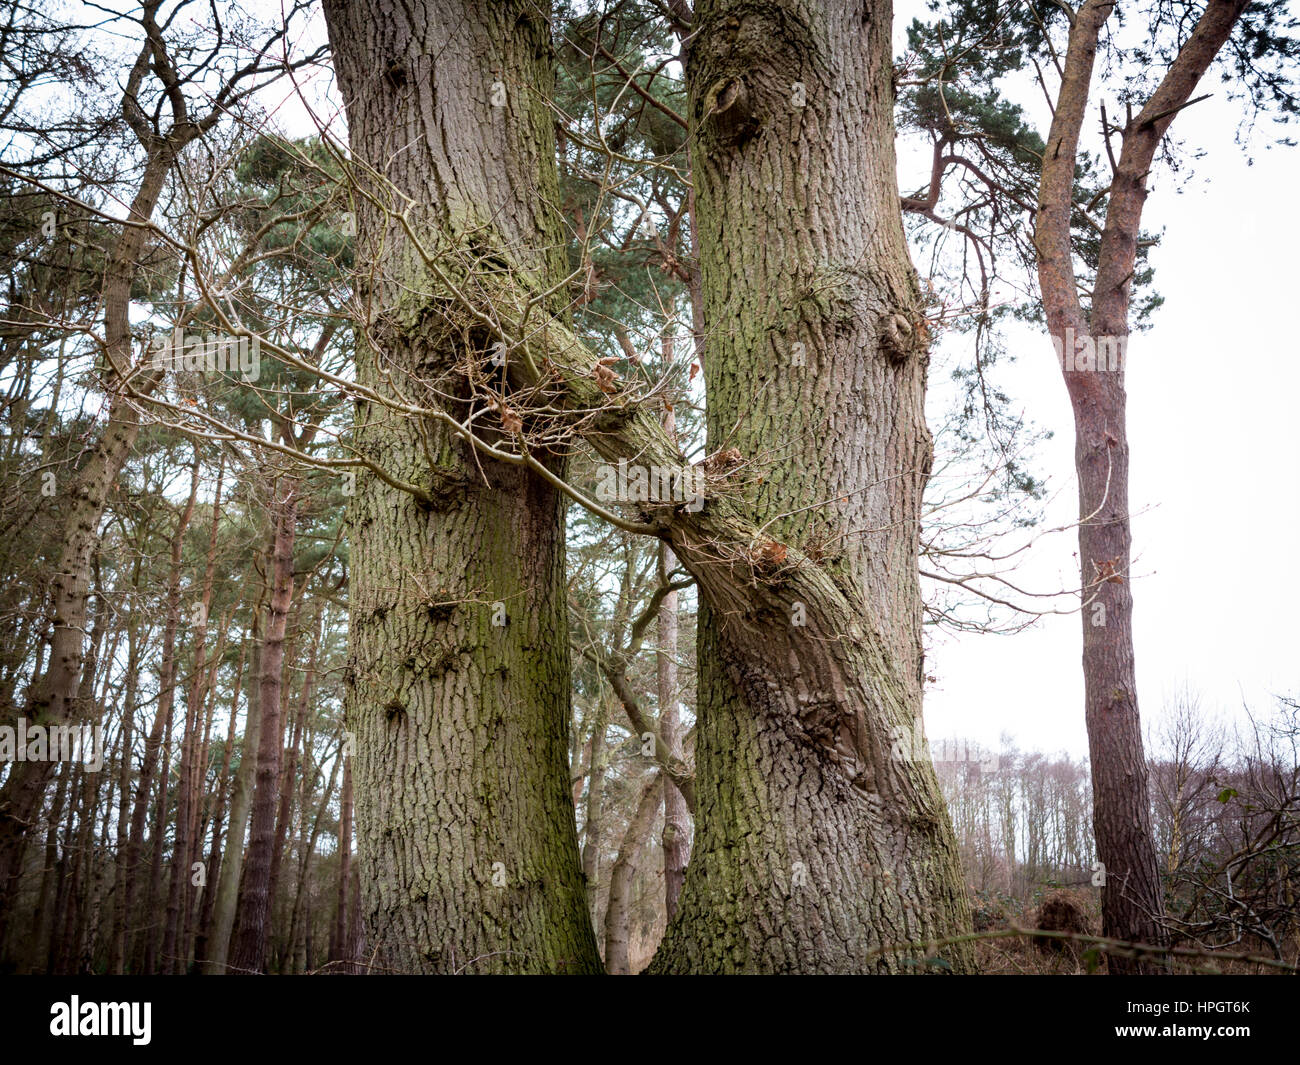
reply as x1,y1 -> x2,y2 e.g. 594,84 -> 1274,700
896,8 -> 1300,756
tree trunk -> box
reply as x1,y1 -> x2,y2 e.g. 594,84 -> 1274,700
107,573 -> 143,974
0,143 -> 171,941
229,477 -> 298,974
268,611 -> 316,961
287,730 -> 338,972
658,577 -> 688,922
604,773 -> 663,975
141,689 -> 173,974
323,0 -> 972,974
47,768 -> 80,973
121,463 -> 199,972
1034,0 -> 1247,971
581,699 -> 610,927
183,617 -> 226,968
657,461 -> 688,919
329,751 -> 353,972
202,634 -> 262,975
322,0 -> 600,974
346,862 -> 363,973
192,637 -> 246,970
330,749 -> 356,972
1033,0 -> 1165,975
27,761 -> 70,972
647,0 -> 970,972
162,462 -> 223,972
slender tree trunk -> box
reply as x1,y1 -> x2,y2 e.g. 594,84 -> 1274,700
346,862 -> 363,974
1034,0 -> 1247,971
123,464 -> 199,972
1034,0 -> 1165,975
47,768 -> 80,973
107,606 -> 142,974
0,142 -> 172,938
141,693 -> 173,974
329,750 -> 353,972
192,638 -> 246,970
572,731 -> 594,809
287,734 -> 339,972
230,477 -> 298,974
81,794 -> 113,974
322,0 -> 600,974
581,699 -> 610,928
604,773 -> 664,975
657,417 -> 688,921
27,761 -> 70,973
657,568 -> 688,922
268,612 -> 316,959
68,747 -> 105,973
28,569 -> 104,973
162,463 -> 223,972
182,617 -> 226,968
202,633 -> 262,975
160,684 -> 195,972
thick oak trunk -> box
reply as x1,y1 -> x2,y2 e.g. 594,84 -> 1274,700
648,0 -> 971,972
326,0 -> 972,974
322,0 -> 600,974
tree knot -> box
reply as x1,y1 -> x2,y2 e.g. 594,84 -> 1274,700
880,311 -> 927,362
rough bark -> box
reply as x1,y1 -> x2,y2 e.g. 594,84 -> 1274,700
322,0 -> 601,974
646,0 -> 970,972
326,0 -> 971,973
